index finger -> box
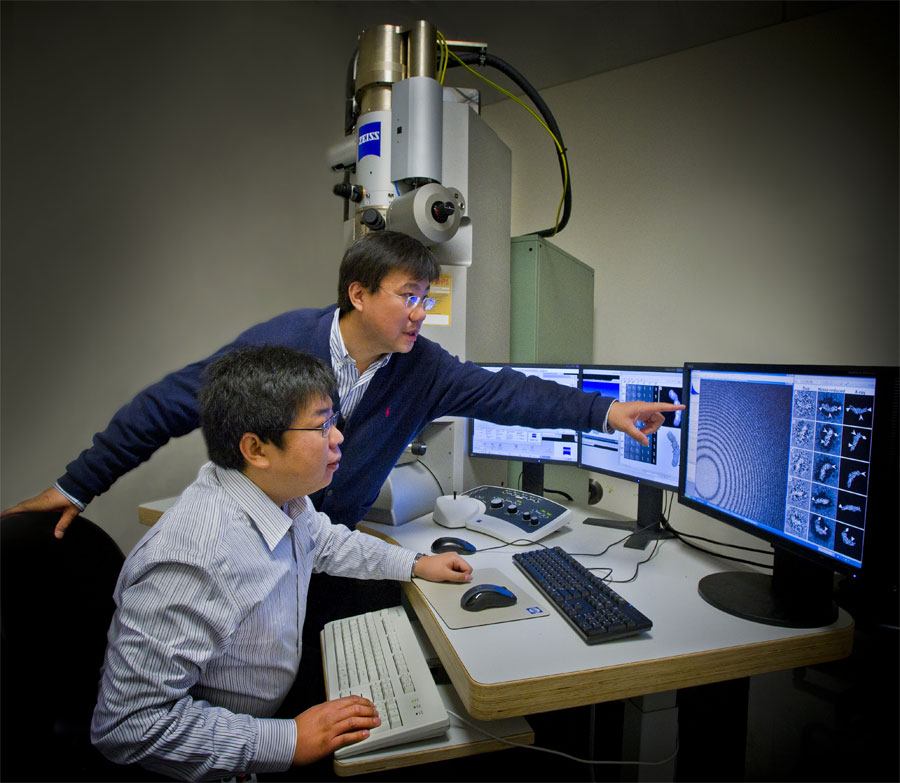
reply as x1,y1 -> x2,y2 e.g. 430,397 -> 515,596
54,507 -> 80,539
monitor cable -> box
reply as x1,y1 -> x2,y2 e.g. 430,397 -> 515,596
661,517 -> 774,569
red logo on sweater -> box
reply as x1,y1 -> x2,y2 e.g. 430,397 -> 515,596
385,408 -> 390,417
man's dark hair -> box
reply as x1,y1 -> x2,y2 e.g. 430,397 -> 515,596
337,230 -> 441,314
199,346 -> 337,470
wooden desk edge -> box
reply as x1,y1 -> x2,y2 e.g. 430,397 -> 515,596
360,524 -> 855,722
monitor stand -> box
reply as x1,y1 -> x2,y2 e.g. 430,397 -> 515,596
697,548 -> 838,628
521,462 -> 545,496
584,484 -> 675,550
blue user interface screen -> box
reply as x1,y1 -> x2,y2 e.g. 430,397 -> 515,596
470,365 -> 580,464
683,369 -> 875,569
579,366 -> 683,489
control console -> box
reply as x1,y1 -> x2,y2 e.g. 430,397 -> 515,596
456,485 -> 574,544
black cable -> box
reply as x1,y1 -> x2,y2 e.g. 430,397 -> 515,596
662,517 -> 773,556
448,51 -> 572,237
413,459 -> 444,496
343,48 -> 358,136
605,536 -> 663,584
664,524 -> 774,569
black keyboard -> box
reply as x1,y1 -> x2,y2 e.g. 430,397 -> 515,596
512,546 -> 653,644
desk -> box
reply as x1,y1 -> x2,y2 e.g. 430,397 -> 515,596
359,506 -> 854,722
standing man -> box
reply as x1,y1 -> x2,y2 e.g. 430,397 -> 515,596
4,230 -> 682,690
6,231 -> 681,539
90,346 -> 471,781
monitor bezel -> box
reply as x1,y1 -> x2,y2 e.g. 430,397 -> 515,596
677,361 -> 892,577
467,362 -> 581,467
577,364 -> 684,492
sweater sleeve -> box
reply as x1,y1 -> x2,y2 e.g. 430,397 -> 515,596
57,357 -> 212,504
413,343 -> 614,433
56,308 -> 334,506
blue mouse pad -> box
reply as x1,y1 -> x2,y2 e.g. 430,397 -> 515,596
412,567 -> 549,630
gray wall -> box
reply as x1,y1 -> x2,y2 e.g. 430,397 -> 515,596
485,2 -> 898,532
3,3 -> 350,553
2,2 -> 897,556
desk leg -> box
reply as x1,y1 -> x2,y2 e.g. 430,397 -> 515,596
621,691 -> 678,782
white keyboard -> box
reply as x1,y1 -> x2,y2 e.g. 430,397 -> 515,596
320,605 -> 449,759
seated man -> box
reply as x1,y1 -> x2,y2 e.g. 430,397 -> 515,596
90,346 -> 471,781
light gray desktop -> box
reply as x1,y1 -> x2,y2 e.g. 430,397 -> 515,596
356,500 -> 853,778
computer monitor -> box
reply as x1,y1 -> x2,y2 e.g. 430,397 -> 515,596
578,365 -> 684,549
468,363 -> 580,495
679,363 -> 897,628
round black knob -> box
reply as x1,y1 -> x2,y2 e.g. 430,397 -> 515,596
430,201 -> 456,224
333,183 -> 363,203
490,497 -> 504,509
506,502 -> 518,514
361,209 -> 385,230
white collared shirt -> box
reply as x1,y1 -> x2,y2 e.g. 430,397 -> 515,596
329,308 -> 392,422
91,462 -> 416,780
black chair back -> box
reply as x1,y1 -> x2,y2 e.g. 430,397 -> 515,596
1,511 -> 125,781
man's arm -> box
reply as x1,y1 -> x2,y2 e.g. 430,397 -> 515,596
423,348 -> 682,444
2,359 -> 212,538
304,505 -> 471,583
3,307 -> 332,538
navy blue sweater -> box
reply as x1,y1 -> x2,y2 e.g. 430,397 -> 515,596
59,306 -> 612,528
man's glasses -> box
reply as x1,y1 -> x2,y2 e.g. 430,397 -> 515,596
284,411 -> 339,438
380,288 -> 437,312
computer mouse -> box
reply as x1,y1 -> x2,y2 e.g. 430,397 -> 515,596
460,583 -> 517,612
431,536 -> 477,555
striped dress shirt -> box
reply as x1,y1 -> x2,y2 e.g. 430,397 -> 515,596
329,307 -> 391,422
91,462 -> 417,781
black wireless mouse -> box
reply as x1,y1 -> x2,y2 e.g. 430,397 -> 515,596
431,536 -> 477,555
460,583 -> 517,612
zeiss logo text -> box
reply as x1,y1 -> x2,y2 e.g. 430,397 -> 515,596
358,122 -> 381,160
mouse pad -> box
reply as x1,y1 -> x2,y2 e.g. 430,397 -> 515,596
412,567 -> 550,630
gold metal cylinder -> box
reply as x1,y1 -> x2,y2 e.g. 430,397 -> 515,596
406,20 -> 436,79
356,24 -> 404,91
356,24 -> 404,115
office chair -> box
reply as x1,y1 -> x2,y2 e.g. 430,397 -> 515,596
0,510 -> 146,782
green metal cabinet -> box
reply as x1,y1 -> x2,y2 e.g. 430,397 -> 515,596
508,234 -> 595,500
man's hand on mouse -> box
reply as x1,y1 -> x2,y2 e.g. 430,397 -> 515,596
414,552 -> 473,583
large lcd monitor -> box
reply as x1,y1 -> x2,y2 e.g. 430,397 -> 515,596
679,363 -> 897,628
468,363 -> 580,494
578,365 -> 684,548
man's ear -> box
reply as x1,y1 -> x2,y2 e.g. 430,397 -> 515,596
239,432 -> 272,469
347,281 -> 368,313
